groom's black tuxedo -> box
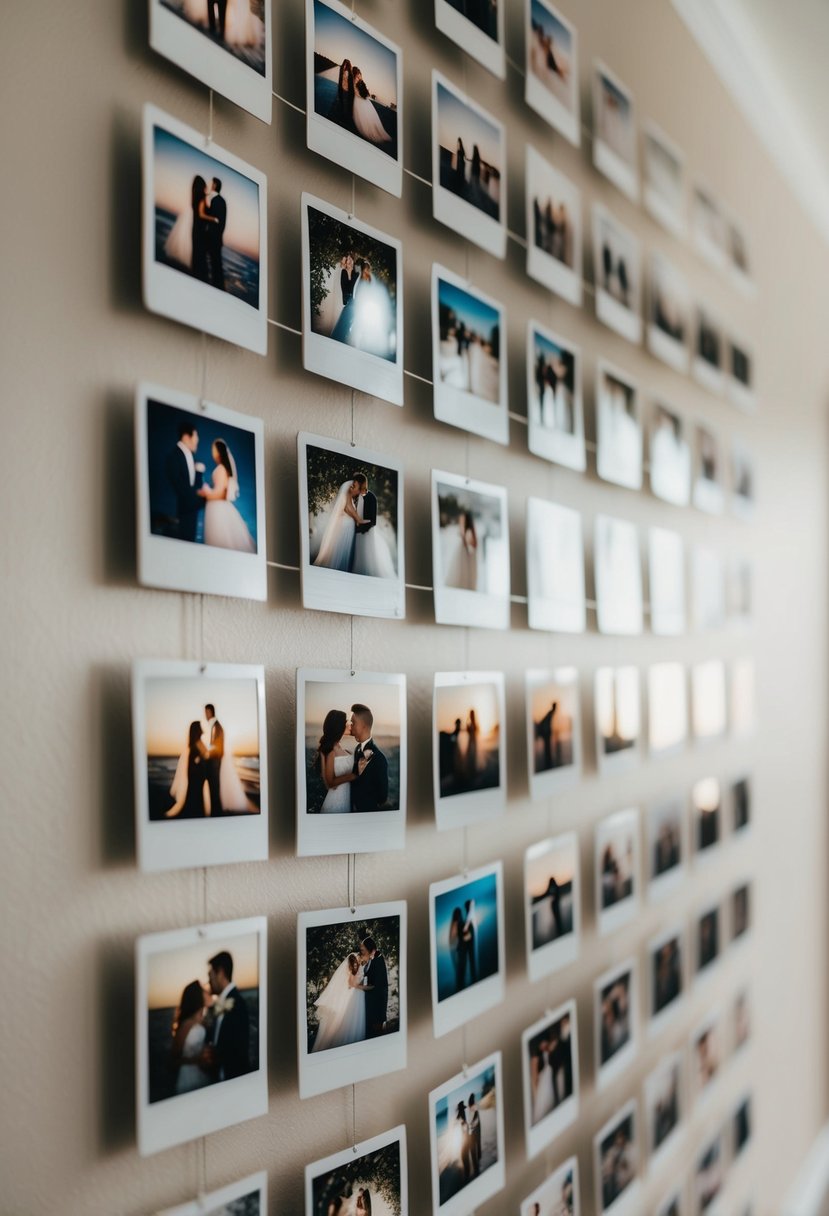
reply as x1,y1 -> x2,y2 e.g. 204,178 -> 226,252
350,738 -> 389,812
165,446 -> 204,542
355,491 -> 377,534
206,192 -> 227,291
212,984 -> 252,1081
362,953 -> 388,1037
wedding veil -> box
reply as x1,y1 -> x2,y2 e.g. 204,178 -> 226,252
313,480 -> 355,569
314,954 -> 358,1017
225,446 -> 241,504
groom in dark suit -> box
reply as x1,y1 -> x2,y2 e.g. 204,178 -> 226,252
204,703 -> 224,816
348,703 -> 389,813
165,419 -> 205,542
351,473 -> 377,536
206,949 -> 252,1081
359,936 -> 388,1038
206,0 -> 228,40
206,177 -> 227,292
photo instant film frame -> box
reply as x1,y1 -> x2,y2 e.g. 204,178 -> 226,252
306,0 -> 403,197
644,1048 -> 684,1171
297,900 -> 407,1099
433,671 -> 507,829
149,0 -> 273,122
301,194 -> 404,405
431,263 -> 508,445
692,182 -> 726,269
594,514 -> 644,635
524,831 -> 581,981
695,898 -> 722,979
429,861 -> 505,1038
592,202 -> 642,344
647,795 -> 687,903
595,958 -> 638,1091
595,358 -> 642,490
432,470 -> 510,630
690,1006 -> 723,1107
158,1171 -> 268,1216
132,659 -> 269,873
593,60 -> 638,201
526,500 -> 587,633
524,0 -> 580,145
648,661 -> 688,757
142,105 -> 268,355
435,0 -> 506,78
522,999 -> 579,1158
647,922 -> 685,1036
526,668 -> 583,798
691,659 -> 727,742
428,1050 -> 506,1216
298,431 -> 406,620
650,404 -> 691,507
295,667 -> 407,857
594,665 -> 641,775
593,1098 -> 642,1216
642,119 -> 685,238
432,71 -> 507,260
526,144 -> 583,305
595,807 -> 640,936
136,916 -> 268,1155
727,334 -> 756,412
648,527 -> 686,636
135,383 -> 267,602
647,251 -> 690,374
526,321 -> 586,470
304,1125 -> 409,1216
521,1154 -> 581,1216
692,306 -> 725,396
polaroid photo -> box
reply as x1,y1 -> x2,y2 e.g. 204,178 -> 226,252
730,439 -> 755,520
435,0 -> 505,78
645,1050 -> 684,1171
695,902 -> 721,979
732,1094 -> 752,1163
690,1009 -> 723,1107
432,71 -> 506,259
595,359 -> 642,489
429,862 -> 505,1037
596,808 -> 639,936
595,666 -> 641,775
295,668 -> 406,857
135,383 -> 266,601
526,499 -> 586,633
595,515 -> 643,635
525,832 -> 581,980
694,1128 -> 726,1216
732,775 -> 751,835
136,916 -> 267,1156
429,1051 -> 506,1216
733,987 -> 751,1054
692,306 -> 724,395
433,671 -> 506,829
727,336 -> 755,412
647,924 -> 684,1035
158,1171 -> 267,1216
297,901 -> 407,1099
593,204 -> 642,344
643,121 -> 685,237
647,252 -> 690,373
594,1099 -> 641,1216
691,546 -> 725,632
648,662 -> 688,757
724,209 -> 753,294
692,777 -> 721,860
526,669 -> 582,799
525,0 -> 579,143
132,659 -> 267,874
527,321 -> 586,470
650,403 -> 691,507
732,880 -> 751,944
691,659 -> 727,743
692,184 -> 726,270
522,1000 -> 579,1158
728,558 -> 752,625
306,0 -> 402,197
648,527 -> 686,637
298,432 -> 405,620
149,0 -> 271,122
305,1125 -> 408,1216
692,425 -> 725,515
432,264 -> 508,445
655,1184 -> 687,1216
595,959 -> 638,1090
432,471 -> 509,629
301,194 -> 404,405
521,1155 -> 580,1216
593,61 -> 638,201
143,105 -> 267,355
731,658 -> 756,739
526,145 -> 583,305
647,796 -> 686,902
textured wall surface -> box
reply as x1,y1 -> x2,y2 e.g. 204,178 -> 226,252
3,2 -> 829,1213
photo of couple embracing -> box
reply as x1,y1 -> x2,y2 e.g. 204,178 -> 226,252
305,916 -> 401,1054
306,444 -> 399,581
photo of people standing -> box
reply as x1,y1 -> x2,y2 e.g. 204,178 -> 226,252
433,1063 -> 499,1205
526,1009 -> 575,1127
435,481 -> 507,596
526,836 -> 576,953
302,678 -> 401,815
531,173 -> 576,270
646,1057 -> 681,1156
530,676 -> 577,776
436,276 -> 501,405
528,0 -> 574,108
598,822 -> 635,912
649,799 -> 683,883
436,81 -> 502,222
596,212 -> 636,310
597,1108 -> 637,1214
160,0 -> 266,74
306,444 -> 399,581
310,1137 -> 403,1216
305,916 -> 400,1053
595,667 -> 640,761
598,972 -> 632,1068
433,871 -> 499,1003
651,935 -> 682,1016
530,329 -> 576,437
436,680 -> 501,799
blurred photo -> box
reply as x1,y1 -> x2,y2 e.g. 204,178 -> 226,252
731,657 -> 756,738
693,777 -> 721,855
596,362 -> 641,489
433,473 -> 509,628
594,515 -> 643,636
732,882 -> 751,941
648,797 -> 684,894
650,404 -> 691,507
596,962 -> 637,1085
525,0 -> 579,144
526,500 -> 586,634
159,1172 -> 266,1216
436,0 -> 505,77
429,1054 -> 505,1213
521,1155 -> 579,1216
648,662 -> 688,755
527,145 -> 582,303
691,659 -> 727,742
433,268 -> 507,444
645,1053 -> 682,1161
648,252 -> 689,372
648,526 -> 686,636
523,1001 -> 578,1156
307,1129 -> 407,1216
732,776 -> 751,833
525,832 -> 580,979
731,440 -> 755,518
693,306 -> 724,394
595,666 -> 641,771
593,205 -> 642,342
596,808 -> 639,934
693,424 -> 725,514
695,1130 -> 725,1213
433,72 -> 506,257
593,62 -> 638,200
696,905 -> 720,974
595,1103 -> 639,1214
643,122 -> 684,235
692,185 -> 726,267
650,928 -> 683,1020
527,324 -> 585,470
526,669 -> 581,791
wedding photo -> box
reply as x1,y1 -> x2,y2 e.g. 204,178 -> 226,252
595,666 -> 641,773
693,424 -> 725,514
305,1126 -> 408,1216
132,659 -> 268,873
734,988 -> 751,1053
158,1170 -> 267,1216
693,305 -> 724,395
435,0 -> 505,79
648,662 -> 688,756
691,1011 -> 722,1102
596,360 -> 642,489
297,902 -> 406,1098
432,266 -> 507,444
733,776 -> 751,833
150,0 -> 271,121
526,499 -> 586,634
593,204 -> 642,343
595,515 -> 643,636
648,252 -> 690,372
596,808 -> 639,935
733,1095 -> 752,1160
526,668 -> 582,797
696,904 -> 721,975
691,659 -> 727,742
526,145 -> 582,304
593,61 -> 638,200
307,0 -> 402,196
650,404 -> 691,507
522,1000 -> 579,1157
521,1156 -> 580,1216
727,337 -> 755,410
136,917 -> 268,1155
732,881 -> 751,942
644,1052 -> 683,1166
649,926 -> 683,1026
643,121 -> 685,236
648,527 -> 686,636
433,672 -> 505,827
594,1101 -> 640,1215
525,832 -> 580,979
429,1053 -> 505,1216
692,184 -> 726,268
143,106 -> 267,354
296,668 -> 406,856
694,1129 -> 725,1214
647,797 -> 685,898
429,863 -> 504,1036
525,0 -> 579,144
527,323 -> 585,470
432,472 -> 509,629
693,776 -> 721,857
432,71 -> 506,258
596,960 -> 637,1088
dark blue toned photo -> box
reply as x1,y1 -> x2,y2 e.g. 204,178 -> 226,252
434,872 -> 499,1003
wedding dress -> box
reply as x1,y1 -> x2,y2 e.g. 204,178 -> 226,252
446,531 -> 479,590
351,497 -> 396,580
182,0 -> 207,26
320,753 -> 353,813
313,481 -> 356,572
204,463 -> 256,552
352,94 -> 391,144
532,1051 -> 555,1124
350,277 -> 393,359
164,202 -> 193,268
169,727 -> 254,814
312,956 -> 366,1052
175,1023 -> 210,1094
224,0 -> 264,47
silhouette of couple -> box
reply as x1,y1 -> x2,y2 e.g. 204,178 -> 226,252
165,174 -> 227,290
328,59 -> 391,146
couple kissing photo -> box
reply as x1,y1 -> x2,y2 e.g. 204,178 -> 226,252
307,1129 -> 406,1216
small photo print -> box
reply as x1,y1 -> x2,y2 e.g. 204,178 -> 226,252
692,546 -> 725,632
432,71 -> 506,259
730,439 -> 755,519
727,336 -> 755,411
691,659 -> 727,742
645,1051 -> 683,1166
432,472 -> 509,629
527,322 -> 585,470
648,252 -> 690,373
522,1000 -> 579,1158
435,0 -> 505,79
694,1129 -> 725,1214
526,145 -> 583,305
432,265 -> 508,445
302,195 -> 403,405
136,917 -> 267,1155
692,184 -> 726,269
728,558 -> 753,624
595,666 -> 641,774
693,306 -> 724,395
732,881 -> 751,942
305,1125 -> 408,1216
595,360 -> 642,490
643,121 -> 685,237
731,657 -> 756,739
693,425 -> 725,515
693,777 -> 721,858
525,0 -> 580,144
593,61 -> 638,201
690,1012 -> 722,1104
525,831 -> 580,981
307,0 -> 402,197
725,211 -> 752,289
696,904 -> 721,976
149,0 -> 271,122
647,797 -> 685,899
158,1170 -> 267,1216
433,671 -> 506,829
733,1095 -> 752,1160
655,1187 -> 685,1216
734,988 -> 751,1053
526,668 -> 582,798
429,863 -> 505,1037
648,926 -> 683,1027
298,432 -> 405,620
648,662 -> 688,756
132,660 -> 267,873
526,499 -> 586,634
143,105 -> 267,354
595,515 -> 643,636
650,403 -> 691,507
648,527 -> 686,636
521,1155 -> 580,1216
732,775 -> 751,834
295,668 -> 406,857
596,960 -> 638,1089
428,1052 -> 505,1216
596,808 -> 639,936
593,204 -> 642,343
297,902 -> 406,1098
594,1100 -> 640,1215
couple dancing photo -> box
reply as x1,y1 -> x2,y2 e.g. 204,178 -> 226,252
305,918 -> 400,1053
162,0 -> 266,73
313,0 -> 398,160
436,276 -> 501,406
434,1064 -> 499,1205
527,1010 -> 575,1127
306,445 -> 399,581
303,678 -> 401,817
311,1137 -> 403,1216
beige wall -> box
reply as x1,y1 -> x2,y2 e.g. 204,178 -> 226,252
3,2 -> 829,1213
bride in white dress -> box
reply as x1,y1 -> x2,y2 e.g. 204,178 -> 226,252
312,953 -> 367,1052
166,717 -> 255,816
313,480 -> 358,572
316,709 -> 358,814
351,68 -> 392,145
199,439 -> 256,553
445,510 -> 479,591
531,1040 -> 556,1124
172,980 -> 211,1094
351,491 -> 397,581
181,0 -> 263,48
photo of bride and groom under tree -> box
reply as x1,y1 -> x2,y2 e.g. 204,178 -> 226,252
307,445 -> 399,581
305,917 -> 400,1054
311,1139 -> 403,1216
